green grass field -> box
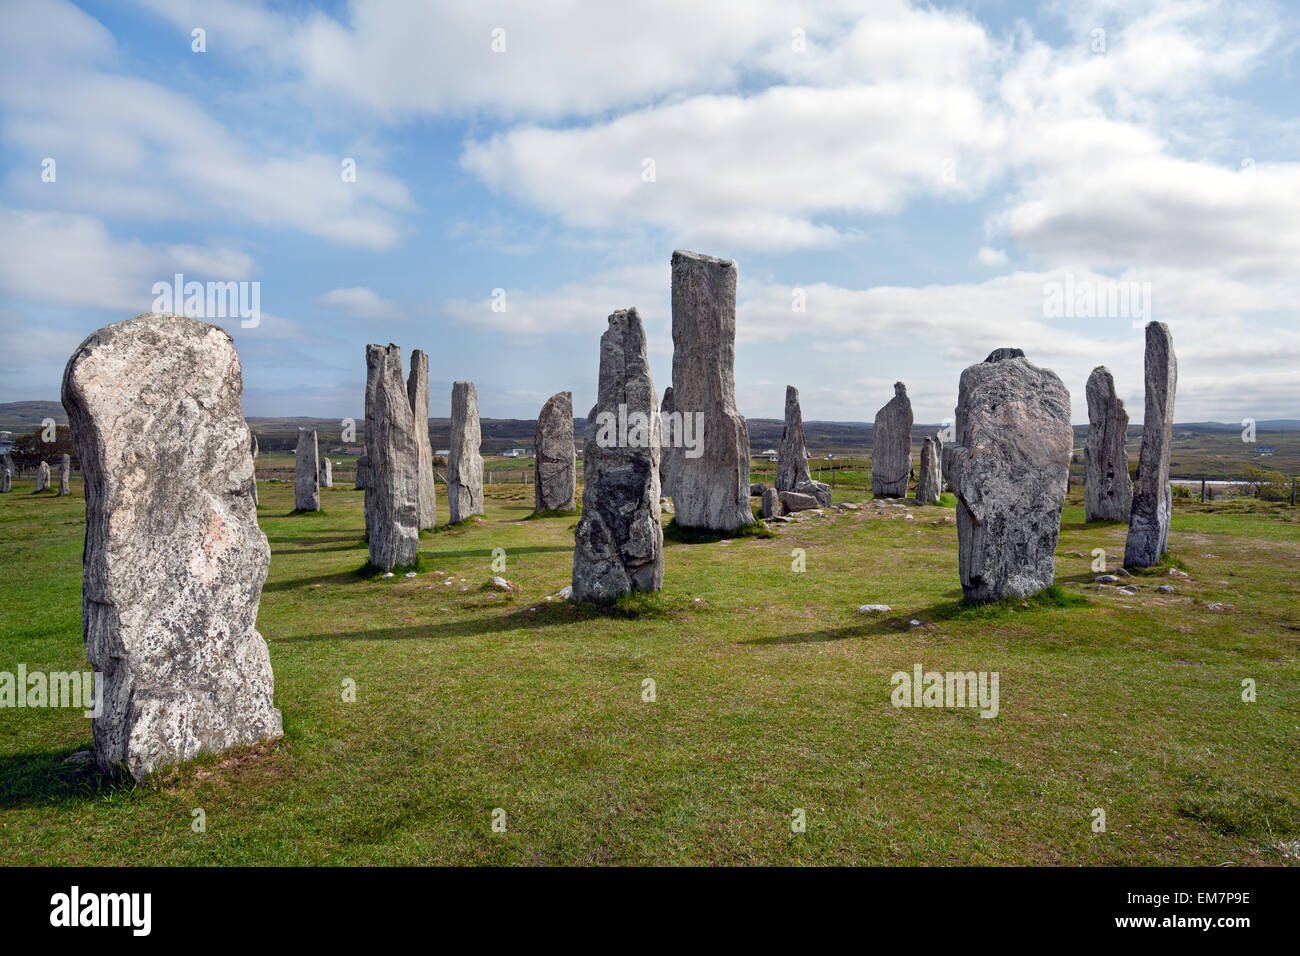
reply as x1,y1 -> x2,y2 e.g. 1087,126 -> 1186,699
1,475 -> 1297,865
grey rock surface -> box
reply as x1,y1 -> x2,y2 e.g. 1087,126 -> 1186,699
665,250 -> 755,531
572,308 -> 664,603
364,344 -> 420,570
750,482 -> 767,496
1124,322 -> 1178,567
760,486 -> 780,518
60,312 -> 282,783
447,381 -> 484,524
35,460 -> 50,491
943,349 -> 1073,601
57,454 -> 70,496
871,382 -> 913,497
406,349 -> 437,530
535,391 -> 576,513
915,434 -> 942,503
354,452 -> 369,490
250,432 -> 259,505
780,490 -> 820,513
318,455 -> 333,489
1084,366 -> 1132,522
776,385 -> 831,506
659,385 -> 678,494
294,427 -> 320,511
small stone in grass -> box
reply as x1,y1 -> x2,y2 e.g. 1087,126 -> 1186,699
858,604 -> 892,613
1157,585 -> 1174,593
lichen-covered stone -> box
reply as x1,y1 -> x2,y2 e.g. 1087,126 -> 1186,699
1124,323 -> 1178,567
535,391 -> 576,513
35,460 -> 50,491
572,308 -> 663,603
447,381 -> 483,524
406,349 -> 437,530
294,427 -> 320,511
60,312 -> 281,783
1084,366 -> 1132,522
776,385 -> 831,506
57,454 -> 70,496
364,344 -> 420,570
871,382 -> 913,497
665,250 -> 755,531
915,435 -> 942,504
319,455 -> 333,489
943,349 -> 1073,602
760,487 -> 780,518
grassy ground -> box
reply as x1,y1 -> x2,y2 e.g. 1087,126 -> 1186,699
1,475 -> 1297,865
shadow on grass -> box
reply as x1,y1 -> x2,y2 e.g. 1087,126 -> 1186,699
0,747 -> 127,809
425,545 -> 573,560
744,586 -> 1087,646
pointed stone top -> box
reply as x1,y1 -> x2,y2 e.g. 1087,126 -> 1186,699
786,384 -> 799,399
672,249 -> 735,269
985,347 -> 1026,363
894,381 -> 907,397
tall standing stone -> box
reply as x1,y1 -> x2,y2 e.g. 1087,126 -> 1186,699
871,382 -> 913,497
364,344 -> 420,570
535,391 -> 576,513
659,385 -> 678,493
1,456 -> 11,492
1084,366 -> 1132,523
664,250 -> 754,531
319,456 -> 333,488
943,349 -> 1073,602
249,432 -> 259,506
572,308 -> 664,603
447,381 -> 483,524
354,452 -> 369,490
294,427 -> 320,512
1124,322 -> 1178,567
776,385 -> 830,506
406,349 -> 437,530
915,434 -> 943,504
57,454 -> 70,496
35,460 -> 50,491
61,312 -> 282,783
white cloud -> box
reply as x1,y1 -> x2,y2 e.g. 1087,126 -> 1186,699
314,287 -> 406,320
977,246 -> 1009,266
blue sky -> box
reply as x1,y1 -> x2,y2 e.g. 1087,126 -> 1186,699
1,0 -> 1297,424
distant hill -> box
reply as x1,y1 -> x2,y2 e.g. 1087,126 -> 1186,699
0,401 -> 67,430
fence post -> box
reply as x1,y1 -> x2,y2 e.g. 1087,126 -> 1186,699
1199,478 -> 1205,502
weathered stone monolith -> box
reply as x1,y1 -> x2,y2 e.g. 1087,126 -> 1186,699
354,452 -> 369,490
871,382 -> 913,497
943,349 -> 1073,602
664,250 -> 755,531
572,308 -> 663,603
659,385 -> 677,493
915,434 -> 942,504
760,487 -> 780,518
406,350 -> 437,530
776,385 -> 831,507
1084,366 -> 1132,523
319,456 -> 333,489
535,391 -> 576,513
1124,322 -> 1178,567
35,460 -> 50,491
447,381 -> 483,523
294,428 -> 319,511
364,344 -> 420,570
250,432 -> 259,506
57,454 -> 70,496
61,312 -> 282,783
1,458 -> 11,493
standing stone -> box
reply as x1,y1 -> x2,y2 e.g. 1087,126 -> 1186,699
447,381 -> 483,523
943,349 -> 1073,602
35,460 -> 50,491
659,385 -> 678,493
354,452 -> 369,490
61,312 -> 282,783
294,428 -> 320,511
1,456 -> 11,492
57,454 -> 70,496
319,456 -> 333,489
760,487 -> 780,519
1084,366 -> 1132,523
572,308 -> 663,603
249,432 -> 259,506
535,391 -> 576,513
406,349 -> 437,530
1124,322 -> 1178,567
871,382 -> 913,497
776,385 -> 831,507
915,434 -> 943,504
364,344 -> 420,570
664,250 -> 755,531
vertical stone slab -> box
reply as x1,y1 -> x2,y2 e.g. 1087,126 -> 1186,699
364,344 -> 420,570
1,455 -> 12,492
1124,322 -> 1178,567
447,381 -> 483,524
406,349 -> 437,530
871,382 -> 913,497
534,391 -> 576,513
659,385 -> 678,494
319,456 -> 333,488
294,427 -> 320,511
1084,366 -> 1132,522
943,349 -> 1073,602
915,435 -> 942,504
667,250 -> 755,531
250,432 -> 259,506
760,487 -> 780,519
60,312 -> 282,783
354,452 -> 369,490
572,308 -> 664,602
36,460 -> 50,491
57,454 -> 70,496
776,385 -> 831,507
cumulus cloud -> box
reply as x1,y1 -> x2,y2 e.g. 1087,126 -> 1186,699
314,286 -> 406,320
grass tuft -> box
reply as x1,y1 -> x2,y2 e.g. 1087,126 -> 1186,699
663,517 -> 770,544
